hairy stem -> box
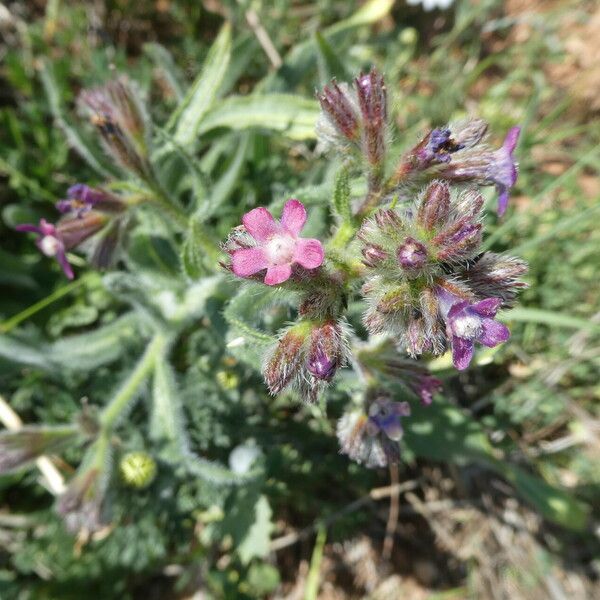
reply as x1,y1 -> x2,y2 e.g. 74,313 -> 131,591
99,333 -> 166,432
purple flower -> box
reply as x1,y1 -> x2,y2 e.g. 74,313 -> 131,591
231,199 -> 324,286
56,184 -> 106,217
417,128 -> 457,165
410,373 -> 442,405
437,287 -> 510,370
17,213 -> 108,280
16,219 -> 74,279
337,396 -> 410,468
490,126 -> 520,216
367,398 -> 411,441
437,126 -> 521,216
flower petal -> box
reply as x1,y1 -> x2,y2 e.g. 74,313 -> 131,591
264,263 -> 292,285
479,318 -> 510,347
447,300 -> 470,320
503,126 -> 521,155
231,247 -> 269,277
15,223 -> 41,234
293,239 -> 324,269
55,248 -> 74,280
281,199 -> 307,236
242,207 -> 278,242
378,416 -> 403,441
471,297 -> 501,317
451,335 -> 474,370
497,187 -> 510,217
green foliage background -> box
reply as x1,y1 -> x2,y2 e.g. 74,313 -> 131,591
0,1 -> 598,598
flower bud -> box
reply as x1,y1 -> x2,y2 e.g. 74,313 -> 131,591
432,218 -> 482,262
120,451 -> 157,489
317,81 -> 360,141
306,321 -> 343,381
57,468 -> 104,533
417,180 -> 451,230
56,184 -> 125,217
397,237 -> 428,272
355,69 -> 387,167
0,426 -> 78,474
80,77 -> 151,177
362,243 -> 389,267
263,326 -> 308,395
463,252 -> 528,305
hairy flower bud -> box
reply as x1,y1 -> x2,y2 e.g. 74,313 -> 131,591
397,237 -> 428,272
80,76 -> 151,177
355,69 -> 387,167
317,81 -> 360,141
306,321 -> 343,381
417,180 -> 451,230
56,184 -> 125,217
120,451 -> 157,489
463,252 -> 528,305
263,326 -> 308,395
362,243 -> 389,267
57,467 -> 105,533
0,426 -> 78,474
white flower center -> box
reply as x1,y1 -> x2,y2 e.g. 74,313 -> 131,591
39,235 -> 60,257
265,234 -> 296,265
452,314 -> 481,339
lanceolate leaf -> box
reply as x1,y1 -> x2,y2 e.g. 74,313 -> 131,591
196,95 -> 320,141
168,22 -> 232,148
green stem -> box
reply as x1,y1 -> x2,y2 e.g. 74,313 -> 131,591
99,333 -> 166,431
147,184 -> 189,231
0,273 -> 96,334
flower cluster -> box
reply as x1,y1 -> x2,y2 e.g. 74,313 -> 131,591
393,119 -> 521,216
359,180 -> 526,369
16,185 -> 126,279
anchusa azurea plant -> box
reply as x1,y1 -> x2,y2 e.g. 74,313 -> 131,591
9,62 -> 526,538
221,70 -> 527,467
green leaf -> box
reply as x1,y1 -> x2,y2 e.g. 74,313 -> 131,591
168,22 -> 232,148
500,307 -> 599,332
236,494 -> 273,565
151,355 -> 188,461
180,217 -> 221,280
315,31 -> 350,84
278,0 -> 393,82
51,312 -> 144,371
201,133 -> 250,220
494,461 -> 589,532
0,336 -> 53,370
404,400 -> 493,464
331,166 -> 352,222
196,94 -> 320,141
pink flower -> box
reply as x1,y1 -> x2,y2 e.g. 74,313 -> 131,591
231,199 -> 324,286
